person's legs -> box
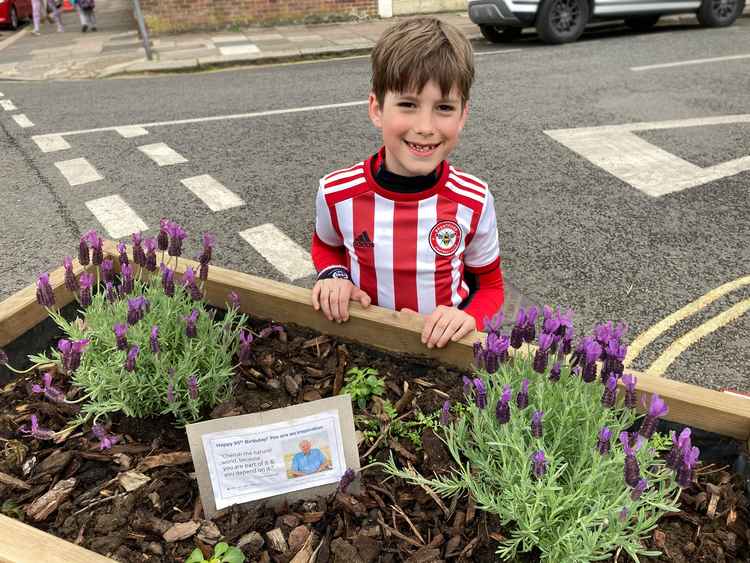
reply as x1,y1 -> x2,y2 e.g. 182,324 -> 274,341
87,9 -> 96,30
31,0 -> 42,33
48,0 -> 64,31
76,5 -> 87,31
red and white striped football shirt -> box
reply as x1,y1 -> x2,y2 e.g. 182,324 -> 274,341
314,150 -> 501,317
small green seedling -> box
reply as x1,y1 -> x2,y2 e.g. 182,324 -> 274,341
184,542 -> 245,563
340,367 -> 385,409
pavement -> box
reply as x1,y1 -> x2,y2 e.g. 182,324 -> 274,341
0,0 -> 748,80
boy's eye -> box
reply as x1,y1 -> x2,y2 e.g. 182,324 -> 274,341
438,105 -> 456,112
397,101 -> 416,108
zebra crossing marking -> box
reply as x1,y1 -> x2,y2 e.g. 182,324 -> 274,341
180,174 -> 245,211
0,99 -> 17,111
11,114 -> 33,128
85,195 -> 148,239
33,135 -> 71,153
116,126 -> 149,138
239,223 -> 315,281
54,157 -> 103,186
138,142 -> 188,166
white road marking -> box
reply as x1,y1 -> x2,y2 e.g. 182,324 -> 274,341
0,92 -> 3,96
474,48 -> 522,57
545,114 -> 750,197
33,134 -> 71,153
30,101 -> 368,142
54,157 -> 103,186
218,44 -> 260,56
137,142 -> 188,166
116,126 -> 148,138
239,223 -> 315,281
85,195 -> 148,238
11,114 -> 33,128
631,53 -> 750,71
180,174 -> 245,211
0,99 -> 17,111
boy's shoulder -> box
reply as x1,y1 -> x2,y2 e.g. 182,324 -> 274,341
318,158 -> 369,204
444,164 -> 494,212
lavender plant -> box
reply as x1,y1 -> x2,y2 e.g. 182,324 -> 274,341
27,224 -> 249,425
380,308 -> 696,562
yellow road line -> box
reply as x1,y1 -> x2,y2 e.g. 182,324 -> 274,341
625,275 -> 750,366
646,298 -> 750,377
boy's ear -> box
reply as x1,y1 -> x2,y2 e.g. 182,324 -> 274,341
368,93 -> 383,129
458,101 -> 469,132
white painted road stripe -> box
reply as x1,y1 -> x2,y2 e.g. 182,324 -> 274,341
30,100 -> 369,140
631,53 -> 750,71
239,224 -> 315,281
116,126 -> 149,138
181,174 -> 245,211
474,48 -> 522,57
12,114 -> 33,128
85,195 -> 148,239
54,157 -> 103,186
0,99 -> 17,111
138,142 -> 188,166
33,135 -> 71,153
218,44 -> 260,56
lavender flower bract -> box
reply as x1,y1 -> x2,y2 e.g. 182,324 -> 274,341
79,272 -> 94,308
622,374 -> 637,409
516,378 -> 529,410
473,378 -> 487,409
117,241 -> 129,267
601,374 -> 617,408
114,323 -> 128,351
596,427 -> 612,455
184,309 -> 199,338
125,345 -> 139,372
440,400 -> 451,425
188,375 -> 199,400
531,410 -> 544,438
63,256 -> 79,293
20,414 -> 55,440
36,273 -> 55,307
239,330 -> 253,365
531,450 -> 547,479
150,326 -> 160,354
639,394 -> 669,439
496,385 -> 512,424
31,372 -> 65,403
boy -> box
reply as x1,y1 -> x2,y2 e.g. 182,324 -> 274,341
311,17 -> 504,348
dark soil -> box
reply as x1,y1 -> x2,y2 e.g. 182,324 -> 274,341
0,317 -> 748,563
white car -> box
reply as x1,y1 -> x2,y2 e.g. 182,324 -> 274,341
468,0 -> 745,43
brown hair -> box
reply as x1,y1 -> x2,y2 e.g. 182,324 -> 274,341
370,17 -> 475,108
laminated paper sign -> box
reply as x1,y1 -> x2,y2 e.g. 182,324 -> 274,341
186,395 -> 358,518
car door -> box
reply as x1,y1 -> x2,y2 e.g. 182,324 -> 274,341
18,0 -> 34,19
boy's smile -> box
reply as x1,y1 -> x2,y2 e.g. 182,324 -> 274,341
369,80 -> 468,177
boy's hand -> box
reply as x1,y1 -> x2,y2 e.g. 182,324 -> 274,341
402,305 -> 476,349
312,278 -> 371,322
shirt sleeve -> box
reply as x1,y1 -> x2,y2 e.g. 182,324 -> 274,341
312,180 -> 348,274
315,180 -> 343,246
463,260 -> 505,330
463,189 -> 500,269
292,454 -> 302,472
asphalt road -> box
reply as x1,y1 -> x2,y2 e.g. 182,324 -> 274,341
1,19 -> 749,391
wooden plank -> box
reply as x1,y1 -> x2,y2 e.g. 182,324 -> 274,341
0,514 -> 113,563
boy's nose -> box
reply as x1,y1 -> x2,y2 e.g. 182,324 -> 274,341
413,110 -> 435,136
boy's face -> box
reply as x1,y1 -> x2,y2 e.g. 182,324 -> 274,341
368,80 -> 468,177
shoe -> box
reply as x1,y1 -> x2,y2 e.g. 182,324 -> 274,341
82,25 -> 88,32
32,30 -> 40,36
91,27 -> 97,32
57,27 -> 64,32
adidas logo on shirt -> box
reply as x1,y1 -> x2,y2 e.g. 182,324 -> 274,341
353,231 -> 375,249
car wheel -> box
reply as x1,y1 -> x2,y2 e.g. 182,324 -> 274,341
479,25 -> 524,43
536,0 -> 589,44
697,0 -> 744,26
10,6 -> 19,30
624,14 -> 661,31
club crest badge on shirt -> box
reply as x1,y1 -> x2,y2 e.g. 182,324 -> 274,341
429,220 -> 462,257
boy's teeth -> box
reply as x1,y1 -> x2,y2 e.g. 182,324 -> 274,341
408,141 -> 438,152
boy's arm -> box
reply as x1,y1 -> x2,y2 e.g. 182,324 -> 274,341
462,191 -> 504,330
312,180 -> 348,277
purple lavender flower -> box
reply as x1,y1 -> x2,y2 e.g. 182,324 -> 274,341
227,291 -> 240,310
677,447 -> 700,488
125,345 -> 139,372
639,394 -> 669,439
620,431 -> 645,487
581,337 -> 602,383
63,256 -> 79,293
150,326 -> 160,354
549,362 -> 561,382
571,366 -> 581,378
88,233 -> 103,266
161,264 -> 175,297
183,266 -> 203,301
524,306 -> 538,343
144,238 -> 157,272
167,381 -> 176,403
601,374 -> 618,408
603,340 -> 627,380
31,372 -> 65,403
496,385 -> 512,424
516,378 -> 529,410
239,330 -> 253,365
531,450 -> 547,479
510,308 -> 526,349
531,410 -> 544,438
58,338 -> 72,372
78,236 -> 90,266
114,323 -> 128,351
199,262 -> 209,282
157,218 -> 170,251
105,281 -> 117,303
120,263 -> 134,295
596,427 -> 612,456
69,339 -> 88,373
666,428 -> 692,470
259,324 -> 285,339
440,400 -> 451,425
485,333 -> 510,371
462,375 -> 474,397
482,311 -> 503,337
472,341 -> 484,369
473,378 -> 487,409
184,309 -> 199,338
92,424 -> 120,450
127,297 -> 143,326
166,221 -> 187,257
36,273 -> 55,307
619,507 -> 629,522
533,333 -> 553,374
132,232 -> 146,267
188,374 -> 199,400
561,328 -> 574,356
20,414 -> 55,440
339,468 -> 356,493
630,478 -> 648,501
101,259 -> 114,284
622,374 -> 637,409
117,241 -> 129,267
79,272 -> 94,308
199,233 -> 215,265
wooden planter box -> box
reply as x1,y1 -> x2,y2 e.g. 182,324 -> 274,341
2,240 -> 750,562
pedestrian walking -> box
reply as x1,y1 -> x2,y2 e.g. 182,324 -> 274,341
31,0 -> 64,34
72,0 -> 96,32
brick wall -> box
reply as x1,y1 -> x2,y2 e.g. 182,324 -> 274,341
140,0 -> 378,33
